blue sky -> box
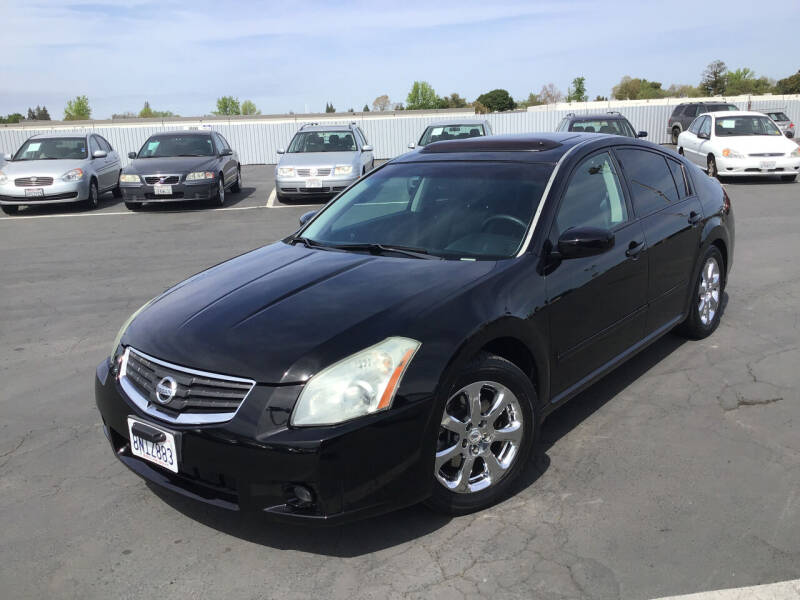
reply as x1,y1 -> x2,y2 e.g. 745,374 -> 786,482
2,0 -> 799,119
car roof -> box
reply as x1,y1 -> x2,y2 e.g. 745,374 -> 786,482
424,120 -> 488,127
679,101 -> 737,105
705,110 -> 768,118
567,113 -> 628,120
297,125 -> 354,133
30,132 -> 88,140
149,131 -> 213,137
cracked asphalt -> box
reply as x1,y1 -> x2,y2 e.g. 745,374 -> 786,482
0,167 -> 798,600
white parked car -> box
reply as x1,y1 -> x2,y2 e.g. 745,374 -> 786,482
677,111 -> 800,181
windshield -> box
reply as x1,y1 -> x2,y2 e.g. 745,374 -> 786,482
298,161 -> 552,260
715,116 -> 782,137
767,112 -> 789,121
13,137 -> 87,161
419,124 -> 485,146
137,135 -> 215,158
288,131 -> 356,153
706,104 -> 738,113
569,119 -> 635,137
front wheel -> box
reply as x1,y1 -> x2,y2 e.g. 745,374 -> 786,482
677,246 -> 725,340
672,128 -> 681,145
425,353 -> 538,515
231,168 -> 242,193
85,179 -> 99,210
215,177 -> 225,206
112,172 -> 123,198
707,155 -> 719,179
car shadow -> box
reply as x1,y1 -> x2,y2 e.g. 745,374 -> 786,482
721,175 -> 796,185
148,317 -> 705,555
132,185 -> 257,212
5,191 -> 118,217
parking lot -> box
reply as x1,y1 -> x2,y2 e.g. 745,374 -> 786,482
0,165 -> 798,599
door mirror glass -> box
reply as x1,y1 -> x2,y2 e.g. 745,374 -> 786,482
362,144 -> 373,152
697,132 -> 710,140
92,150 -> 107,159
557,227 -> 615,259
276,148 -> 285,154
220,148 -> 233,156
298,210 -> 318,226
128,151 -> 137,159
408,143 -> 416,149
3,153 -> 11,161
637,131 -> 648,138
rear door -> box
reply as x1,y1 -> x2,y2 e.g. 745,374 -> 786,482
614,148 -> 703,334
214,134 -> 237,186
88,136 -> 111,189
544,150 -> 648,397
98,136 -> 120,189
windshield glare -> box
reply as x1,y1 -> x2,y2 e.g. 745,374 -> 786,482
13,137 -> 87,161
299,161 -> 552,259
715,116 -> 782,137
137,135 -> 215,158
419,124 -> 485,146
288,131 -> 356,153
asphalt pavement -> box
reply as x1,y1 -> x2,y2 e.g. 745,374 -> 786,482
0,166 -> 798,600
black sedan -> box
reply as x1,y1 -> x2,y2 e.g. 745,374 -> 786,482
120,131 -> 241,210
95,133 -> 734,522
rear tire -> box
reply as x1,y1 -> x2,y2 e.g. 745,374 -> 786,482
781,174 -> 796,182
124,201 -> 141,211
425,352 -> 538,515
677,245 -> 725,340
1,205 -> 18,215
672,127 -> 681,145
85,179 -> 99,210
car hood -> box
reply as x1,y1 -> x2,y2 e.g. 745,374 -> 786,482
719,136 -> 798,155
0,159 -> 88,177
122,242 -> 497,383
278,152 -> 358,168
124,156 -> 217,174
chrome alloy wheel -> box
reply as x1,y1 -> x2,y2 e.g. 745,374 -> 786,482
698,257 -> 721,326
218,179 -> 225,205
435,381 -> 524,494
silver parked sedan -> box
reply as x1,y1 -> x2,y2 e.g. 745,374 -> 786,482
0,133 -> 122,215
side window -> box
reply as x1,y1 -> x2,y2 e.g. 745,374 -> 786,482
555,152 -> 628,235
699,116 -> 711,138
219,134 -> 231,151
667,159 -> 689,198
697,105 -> 709,116
89,136 -> 100,155
97,136 -> 112,151
557,118 -> 568,132
616,148 -> 679,217
687,118 -> 701,134
357,127 -> 369,145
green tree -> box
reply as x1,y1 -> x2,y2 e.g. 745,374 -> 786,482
406,81 -> 439,110
111,112 -> 137,119
700,60 -> 728,96
725,68 -> 773,95
363,104 -> 370,112
441,92 -> 467,108
0,113 -> 24,124
214,96 -> 241,115
566,76 -> 588,102
475,89 -> 515,112
241,100 -> 260,115
612,76 -> 667,100
26,107 -> 36,120
775,70 -> 800,94
325,102 -> 335,113
36,106 -> 51,120
139,101 -> 154,118
64,95 -> 91,120
666,83 -> 703,98
594,95 -> 608,101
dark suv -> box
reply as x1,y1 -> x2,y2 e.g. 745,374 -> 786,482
667,102 -> 738,144
556,112 -> 646,138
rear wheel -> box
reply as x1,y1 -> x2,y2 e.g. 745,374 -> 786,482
231,168 -> 241,193
85,179 -> 99,210
672,127 -> 681,145
1,205 -> 18,215
677,245 -> 725,340
426,353 -> 538,515
781,174 -> 796,182
707,155 -> 719,179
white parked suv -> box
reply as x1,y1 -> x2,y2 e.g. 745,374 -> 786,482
677,111 -> 800,181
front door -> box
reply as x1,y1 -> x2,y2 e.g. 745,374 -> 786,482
545,150 -> 649,398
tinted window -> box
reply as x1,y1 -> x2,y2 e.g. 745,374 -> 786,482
699,117 -> 711,137
667,159 -> 689,198
569,119 -> 634,137
714,115 -> 782,137
301,161 -> 552,259
216,134 -> 231,151
706,104 -> 738,112
89,136 -> 101,155
288,131 -> 356,152
767,112 -> 789,121
555,152 -> 628,235
138,135 -> 215,157
616,149 -> 679,217
97,136 -> 112,152
672,106 -> 683,117
13,137 -> 88,160
688,118 -> 702,134
683,105 -> 698,118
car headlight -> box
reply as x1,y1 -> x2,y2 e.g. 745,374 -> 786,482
61,168 -> 84,182
721,148 -> 745,159
110,299 -> 154,358
185,171 -> 215,181
0,170 -> 7,184
119,174 -> 141,183
291,337 -> 421,426
790,148 -> 800,158
334,165 -> 353,175
277,167 -> 295,177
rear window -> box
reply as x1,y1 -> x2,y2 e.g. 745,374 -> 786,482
288,131 -> 356,153
705,104 -> 738,113
419,124 -> 485,146
767,112 -> 789,121
569,119 -> 634,137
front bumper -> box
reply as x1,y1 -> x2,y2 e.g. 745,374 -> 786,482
121,181 -> 215,203
716,156 -> 800,176
0,179 -> 88,205
275,175 -> 358,198
94,358 -> 435,523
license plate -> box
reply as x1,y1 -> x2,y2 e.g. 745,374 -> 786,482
25,188 -> 44,198
127,417 -> 178,473
760,161 -> 776,170
305,178 -> 322,189
153,184 -> 172,195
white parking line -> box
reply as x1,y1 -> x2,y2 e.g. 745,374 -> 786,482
266,189 -> 276,208
653,578 -> 800,599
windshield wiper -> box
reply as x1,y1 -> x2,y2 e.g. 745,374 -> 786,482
327,243 -> 441,260
175,154 -> 211,157
288,235 -> 328,249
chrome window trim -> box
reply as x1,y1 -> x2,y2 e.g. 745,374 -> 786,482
515,138 -> 594,257
119,346 -> 256,425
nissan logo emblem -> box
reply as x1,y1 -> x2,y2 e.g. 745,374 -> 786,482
155,376 -> 178,404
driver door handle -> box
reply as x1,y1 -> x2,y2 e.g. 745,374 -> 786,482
688,211 -> 702,226
626,239 -> 645,258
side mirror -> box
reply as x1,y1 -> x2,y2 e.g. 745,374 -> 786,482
220,148 -> 233,156
276,148 -> 285,155
92,150 -> 107,159
785,131 -> 794,139
637,131 -> 647,138
128,151 -> 137,159
362,145 -> 373,152
298,210 -> 318,226
408,143 -> 416,149
698,132 -> 710,140
556,227 -> 615,259
3,153 -> 11,161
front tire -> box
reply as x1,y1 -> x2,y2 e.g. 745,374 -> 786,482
85,179 -> 99,210
231,168 -> 241,193
214,177 -> 225,207
677,245 -> 725,340
112,171 -> 123,198
707,155 -> 719,179
426,353 -> 538,515
1,205 -> 18,215
672,127 -> 681,145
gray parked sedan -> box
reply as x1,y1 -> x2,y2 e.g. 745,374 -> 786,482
0,133 -> 121,215
275,123 -> 374,202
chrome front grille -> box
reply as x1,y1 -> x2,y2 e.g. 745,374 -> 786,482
15,177 -> 54,187
119,347 -> 255,425
748,153 -> 784,157
144,175 -> 181,185
296,168 -> 332,177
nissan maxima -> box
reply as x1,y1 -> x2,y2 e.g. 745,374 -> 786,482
0,133 -> 121,215
120,131 -> 241,210
96,133 -> 734,522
